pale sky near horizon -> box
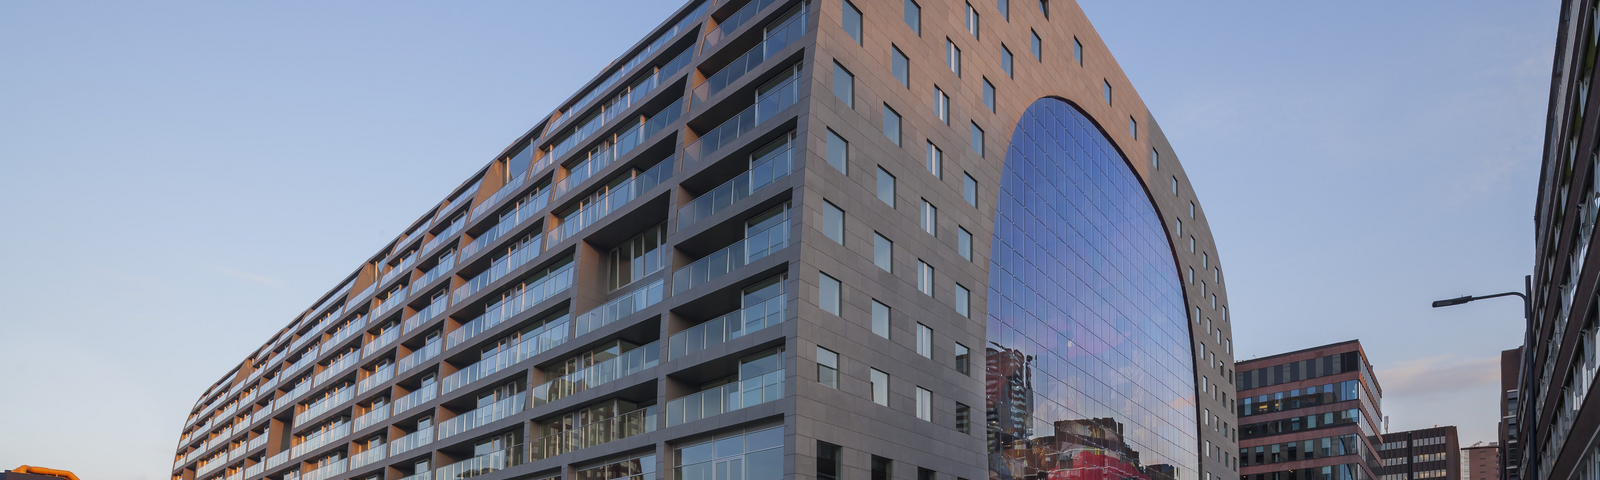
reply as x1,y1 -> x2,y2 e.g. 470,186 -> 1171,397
0,1 -> 1553,478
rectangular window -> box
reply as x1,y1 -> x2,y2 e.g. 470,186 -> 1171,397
927,142 -> 943,178
904,0 -> 920,35
818,442 -> 843,480
916,387 -> 932,421
1001,45 -> 1013,77
1031,30 -> 1041,60
820,273 -> 841,315
970,123 -> 984,156
965,3 -> 979,39
947,39 -> 961,76
1073,37 -> 1082,65
954,343 -> 970,374
892,46 -> 909,87
920,468 -> 936,480
916,323 -> 932,357
1104,80 -> 1112,105
874,233 -> 893,272
917,260 -> 934,296
872,300 -> 891,338
963,173 -> 978,206
818,347 -> 839,388
824,201 -> 844,244
870,369 -> 890,406
833,62 -> 854,107
1151,148 -> 1159,170
877,167 -> 896,207
955,284 -> 970,317
826,129 -> 849,174
982,78 -> 995,111
955,402 -> 971,433
843,1 -> 863,44
883,105 -> 902,146
920,200 -> 937,235
997,0 -> 1009,19
1129,117 -> 1137,138
936,87 -> 950,124
958,227 -> 972,261
1038,0 -> 1049,18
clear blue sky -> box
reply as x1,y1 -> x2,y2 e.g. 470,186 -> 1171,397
0,1 -> 1552,478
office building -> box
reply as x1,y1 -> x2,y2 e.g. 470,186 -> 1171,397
1377,427 -> 1458,480
1500,348 -> 1520,480
167,1 -> 1237,480
1236,341 -> 1382,480
1463,442 -> 1499,480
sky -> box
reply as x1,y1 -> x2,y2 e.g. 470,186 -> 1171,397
0,0 -> 1554,478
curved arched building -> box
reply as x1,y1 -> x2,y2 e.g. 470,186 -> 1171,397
169,2 -> 1237,480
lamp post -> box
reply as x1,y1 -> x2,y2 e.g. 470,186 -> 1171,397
1431,275 -> 1532,480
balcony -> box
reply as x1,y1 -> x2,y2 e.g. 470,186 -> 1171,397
383,252 -> 418,285
399,472 -> 431,480
397,340 -> 442,374
702,0 -> 781,50
353,405 -> 390,431
403,297 -> 448,334
290,422 -> 350,458
358,364 -> 394,394
313,352 -> 361,388
284,381 -> 313,404
227,471 -> 242,480
265,450 -> 289,469
669,293 -> 785,360
531,341 -> 660,406
374,286 -> 409,317
434,442 -> 523,480
574,279 -> 665,337
664,369 -> 783,427
453,234 -> 545,305
551,159 -> 672,244
417,253 -> 457,289
248,434 -> 268,451
529,406 -> 657,461
229,444 -> 245,460
672,220 -> 788,295
451,262 -> 574,339
363,327 -> 400,357
544,0 -> 704,136
349,283 -> 378,310
244,463 -> 263,478
290,323 -> 322,351
294,387 -> 354,427
675,142 -> 793,231
437,391 -> 527,440
389,426 -> 434,457
692,3 -> 806,109
471,173 -> 529,220
684,67 -> 801,163
436,183 -> 481,225
422,215 -> 467,256
440,320 -> 569,394
393,383 -> 438,416
462,190 -> 549,260
302,459 -> 346,480
350,445 -> 387,470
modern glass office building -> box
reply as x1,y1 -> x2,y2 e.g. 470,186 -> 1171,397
168,2 -> 1237,480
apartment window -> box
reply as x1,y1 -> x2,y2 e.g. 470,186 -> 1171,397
1187,267 -> 1194,284
1152,148 -> 1159,170
1103,80 -> 1112,105
920,200 -> 937,235
970,123 -> 984,156
817,347 -> 839,388
947,39 -> 961,76
883,105 -> 902,146
955,402 -> 971,433
1073,37 -> 1082,65
954,343 -> 970,374
892,45 -> 909,87
958,227 -> 972,260
1030,30 -> 1041,60
877,167 -> 896,206
910,324 -> 931,358
818,442 -> 843,480
1129,117 -> 1137,138
1191,201 -> 1197,218
965,3 -> 979,39
833,62 -> 854,107
1201,251 -> 1207,267
1001,45 -> 1013,77
1171,176 -> 1178,194
823,201 -> 844,244
997,0 -> 1009,19
820,273 -> 841,315
904,0 -> 920,35
826,129 -> 849,174
917,260 -> 934,296
843,1 -> 863,44
963,173 -> 977,206
1038,0 -> 1049,18
1189,236 -> 1195,252
955,284 -> 970,317
870,369 -> 890,406
936,87 -> 950,124
1176,219 -> 1183,236
927,142 -> 943,177
874,233 -> 893,272
916,387 -> 933,421
871,300 -> 891,338
982,78 -> 995,112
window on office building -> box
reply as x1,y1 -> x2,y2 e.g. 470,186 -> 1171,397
820,273 -> 841,315
872,300 -> 891,338
826,129 -> 849,174
904,0 -> 920,34
870,369 -> 889,406
833,62 -> 854,107
877,167 -> 896,206
874,233 -> 893,272
824,201 -> 844,244
817,347 -> 839,388
892,46 -> 909,87
843,1 -> 863,44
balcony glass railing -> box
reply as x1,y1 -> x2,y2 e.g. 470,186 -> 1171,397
574,279 -> 665,337
353,405 -> 390,431
389,426 -> 434,457
248,434 -> 268,451
531,341 -> 660,406
228,471 -> 242,480
434,443 -> 523,480
692,5 -> 806,108
284,381 -> 313,404
451,261 -> 574,333
302,459 -> 346,480
671,221 -> 788,294
363,327 -> 400,357
417,253 -> 456,289
552,160 -> 672,244
529,406 -> 657,461
290,322 -> 322,351
397,340 -> 441,373
350,445 -> 386,470
436,392 -> 527,440
398,472 -> 432,480
436,182 -> 481,224
349,283 -> 378,309
676,143 -> 793,231
422,216 -> 467,256
358,364 -> 394,394
669,293 -> 786,360
382,253 -> 417,285
664,369 -> 784,426
454,234 -> 545,304
374,286 -> 409,317
703,0 -> 781,48
462,190 -> 550,259
313,352 -> 361,387
440,320 -> 569,394
402,298 -> 447,334
244,463 -> 263,478
295,387 -> 354,425
545,0 -> 705,137
471,174 -> 529,220
392,383 -> 438,416
266,450 -> 289,469
290,422 -> 350,458
684,69 -> 801,163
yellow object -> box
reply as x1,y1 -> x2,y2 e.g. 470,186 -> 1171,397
13,466 -> 80,480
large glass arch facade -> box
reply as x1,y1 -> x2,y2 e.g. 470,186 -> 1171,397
985,97 -> 1198,480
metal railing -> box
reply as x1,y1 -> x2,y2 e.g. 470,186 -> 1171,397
551,159 -> 672,243
675,143 -> 793,231
575,279 -> 665,337
692,5 -> 806,109
436,392 -> 527,440
389,426 -> 434,457
440,319 -> 569,394
529,406 -> 657,461
669,293 -> 786,360
454,233 -> 545,305
684,69 -> 801,163
392,383 -> 438,416
531,341 -> 660,406
397,340 -> 441,373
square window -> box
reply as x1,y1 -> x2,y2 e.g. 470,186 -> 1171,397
1104,80 -> 1112,105
1074,37 -> 1082,65
874,233 -> 893,272
883,105 -> 902,146
877,167 -> 896,207
955,402 -> 971,433
963,173 -> 978,206
1030,30 -> 1041,60
826,129 -> 849,174
997,0 -> 1009,19
958,227 -> 973,261
833,62 -> 854,107
1001,45 -> 1013,77
818,347 -> 839,388
954,343 -> 970,374
983,78 -> 996,112
955,284 -> 970,317
936,87 -> 950,124
916,323 -> 932,357
843,1 -> 863,44
916,387 -> 932,421
820,272 -> 841,315
965,3 -> 979,39
927,142 -> 943,178
917,260 -> 934,296
892,45 -> 909,87
870,369 -> 890,406
824,200 -> 844,244
872,300 -> 891,338
970,123 -> 984,156
904,0 -> 920,35
921,200 -> 937,236
947,39 -> 961,76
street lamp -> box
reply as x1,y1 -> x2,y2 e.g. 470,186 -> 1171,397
1431,275 -> 1532,480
